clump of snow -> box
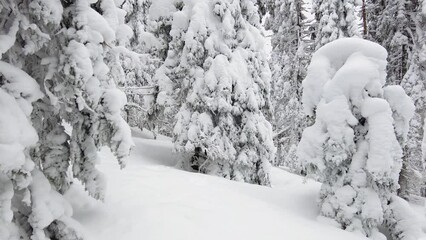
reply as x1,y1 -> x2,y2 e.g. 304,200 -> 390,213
0,88 -> 38,173
0,61 -> 44,115
149,0 -> 178,20
62,40 -> 94,88
102,89 -> 135,167
29,0 -> 63,25
0,61 -> 42,176
361,98 -> 401,183
423,0 -> 426,16
29,169 -> 78,239
383,85 -> 415,143
74,0 -> 116,44
385,196 -> 424,240
0,173 -> 19,240
302,38 -> 387,116
102,89 -> 128,114
0,19 -> 19,57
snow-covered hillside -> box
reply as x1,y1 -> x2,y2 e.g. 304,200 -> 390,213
64,129 -> 383,240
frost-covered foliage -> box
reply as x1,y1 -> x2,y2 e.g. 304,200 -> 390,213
366,0 -> 425,199
119,0 -> 167,134
154,0 -> 190,136
400,1 -> 426,198
157,0 -> 275,185
0,56 -> 82,240
312,0 -> 360,50
298,38 -> 420,239
366,0 -> 415,86
121,0 -> 152,51
44,0 -> 134,200
264,0 -> 311,170
0,0 -> 133,238
118,0 -> 153,127
121,0 -> 184,137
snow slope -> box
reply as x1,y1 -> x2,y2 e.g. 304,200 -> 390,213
65,129 -> 374,240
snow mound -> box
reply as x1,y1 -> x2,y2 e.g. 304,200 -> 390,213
65,129 -> 371,240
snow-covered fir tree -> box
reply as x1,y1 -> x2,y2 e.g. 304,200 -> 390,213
298,38 -> 421,239
366,0 -> 414,85
150,0 -> 188,136
399,1 -> 426,198
158,0 -> 275,185
119,0 -> 173,136
122,0 -> 152,51
265,0 -> 311,170
0,0 -> 133,238
47,0 -> 134,200
364,0 -> 384,40
312,0 -> 360,50
119,0 -> 154,129
0,2 -> 81,239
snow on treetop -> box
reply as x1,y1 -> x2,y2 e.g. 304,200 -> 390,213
302,38 -> 388,116
149,0 -> 179,20
75,0 -> 116,44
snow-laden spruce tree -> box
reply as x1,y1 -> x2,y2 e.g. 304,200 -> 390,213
45,0 -> 134,200
159,0 -> 274,185
121,0 -> 152,51
364,0 -> 384,40
150,0 -> 189,136
366,0 -> 415,86
312,0 -> 360,50
265,0 -> 310,170
119,0 -> 153,128
0,3 -> 82,238
0,61 -> 82,240
400,1 -> 426,198
298,38 -> 421,239
119,0 -> 183,137
0,0 -> 133,238
119,0 -> 169,134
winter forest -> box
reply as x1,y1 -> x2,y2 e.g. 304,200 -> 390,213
1,0 -> 426,239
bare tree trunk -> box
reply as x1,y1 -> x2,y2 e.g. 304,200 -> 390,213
362,0 -> 368,37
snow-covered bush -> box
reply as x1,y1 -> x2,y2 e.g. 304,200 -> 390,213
298,38 -> 421,239
157,0 -> 275,185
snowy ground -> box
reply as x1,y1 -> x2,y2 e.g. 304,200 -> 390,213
64,129 -> 425,240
